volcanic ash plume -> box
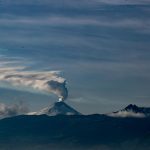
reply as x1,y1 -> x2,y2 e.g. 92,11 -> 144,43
0,67 -> 68,101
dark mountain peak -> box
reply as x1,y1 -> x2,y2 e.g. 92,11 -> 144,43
126,104 -> 138,108
125,104 -> 139,112
108,104 -> 150,118
123,104 -> 150,114
122,104 -> 150,116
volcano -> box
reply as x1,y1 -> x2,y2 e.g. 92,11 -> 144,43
31,101 -> 81,116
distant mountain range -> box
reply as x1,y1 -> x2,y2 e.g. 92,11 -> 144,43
0,113 -> 150,150
28,102 -> 150,118
0,102 -> 150,150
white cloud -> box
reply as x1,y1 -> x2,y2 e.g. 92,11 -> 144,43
0,16 -> 149,34
1,16 -> 149,27
107,111 -> 145,118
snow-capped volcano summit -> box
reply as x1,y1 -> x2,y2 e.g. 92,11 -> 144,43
108,104 -> 150,118
29,102 -> 81,116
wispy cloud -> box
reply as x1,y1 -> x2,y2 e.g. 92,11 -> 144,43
0,16 -> 149,32
96,0 -> 150,5
1,0 -> 150,5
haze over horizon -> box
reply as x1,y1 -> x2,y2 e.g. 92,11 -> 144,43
0,0 -> 150,114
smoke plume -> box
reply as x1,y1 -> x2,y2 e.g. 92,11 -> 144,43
0,66 -> 68,101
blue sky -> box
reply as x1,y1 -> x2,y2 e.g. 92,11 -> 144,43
0,0 -> 150,114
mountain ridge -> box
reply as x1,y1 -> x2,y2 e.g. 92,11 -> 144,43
108,104 -> 150,118
0,113 -> 150,150
29,103 -> 150,118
